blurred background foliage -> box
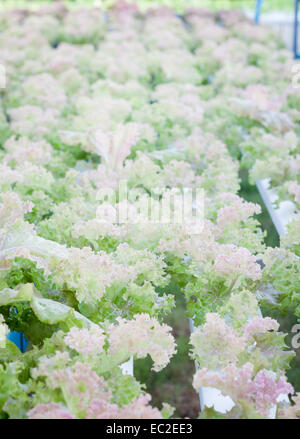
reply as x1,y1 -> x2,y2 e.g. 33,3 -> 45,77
0,0 -> 296,13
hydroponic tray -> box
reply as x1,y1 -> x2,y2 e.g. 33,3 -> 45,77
256,179 -> 297,237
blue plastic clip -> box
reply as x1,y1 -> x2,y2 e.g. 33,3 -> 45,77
7,331 -> 28,353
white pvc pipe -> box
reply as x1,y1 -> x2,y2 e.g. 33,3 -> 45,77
256,179 -> 297,236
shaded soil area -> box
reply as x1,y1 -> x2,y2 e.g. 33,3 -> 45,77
134,293 -> 200,419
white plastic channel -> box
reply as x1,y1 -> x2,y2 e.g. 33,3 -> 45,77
120,356 -> 134,376
256,179 -> 297,236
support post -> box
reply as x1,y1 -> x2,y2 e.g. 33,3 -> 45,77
255,0 -> 263,24
294,0 -> 300,58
